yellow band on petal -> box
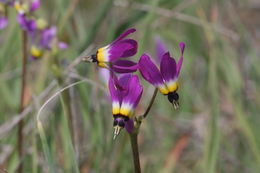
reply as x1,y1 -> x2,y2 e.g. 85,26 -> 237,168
120,107 -> 130,116
112,102 -> 120,115
158,85 -> 169,95
97,47 -> 105,62
167,81 -> 178,93
98,62 -> 108,68
112,107 -> 120,115
31,46 -> 43,58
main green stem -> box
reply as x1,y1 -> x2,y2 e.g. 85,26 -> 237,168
130,132 -> 141,173
18,30 -> 28,173
129,88 -> 158,173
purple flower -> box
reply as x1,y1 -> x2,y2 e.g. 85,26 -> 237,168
90,28 -> 138,73
138,42 -> 185,108
40,26 -> 56,49
0,16 -> 8,29
109,74 -> 143,139
29,26 -> 68,60
17,14 -> 36,33
14,0 -> 40,14
30,0 -> 40,12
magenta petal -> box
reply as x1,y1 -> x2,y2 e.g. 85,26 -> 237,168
109,39 -> 137,61
0,16 -> 8,29
30,0 -> 40,12
17,14 -> 36,32
118,74 -> 132,89
125,119 -> 134,133
160,52 -> 177,82
155,36 -> 167,63
138,54 -> 164,86
109,76 -> 123,104
40,26 -> 56,49
112,73 -> 131,92
111,28 -> 136,45
112,60 -> 138,73
176,42 -> 185,76
122,75 -> 143,108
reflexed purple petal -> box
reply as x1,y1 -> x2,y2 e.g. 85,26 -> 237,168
160,52 -> 177,82
108,39 -> 137,61
138,53 -> 164,86
155,36 -> 167,63
40,26 -> 56,49
111,73 -> 130,93
109,76 -> 122,104
176,42 -> 185,76
58,42 -> 68,50
30,0 -> 40,11
125,119 -> 134,133
0,16 -> 8,29
122,75 -> 143,108
118,74 -> 132,89
111,60 -> 138,73
111,28 -> 136,45
17,14 -> 36,32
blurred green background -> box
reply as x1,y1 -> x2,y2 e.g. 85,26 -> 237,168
1,0 -> 260,172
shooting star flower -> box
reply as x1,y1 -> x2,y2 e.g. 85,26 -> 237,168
109,74 -> 143,139
83,28 -> 138,73
138,42 -> 185,109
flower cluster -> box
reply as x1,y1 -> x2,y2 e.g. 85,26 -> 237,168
87,28 -> 186,138
0,0 -> 67,60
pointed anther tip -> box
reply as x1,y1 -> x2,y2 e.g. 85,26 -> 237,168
172,101 -> 179,110
113,126 -> 122,140
81,56 -> 92,62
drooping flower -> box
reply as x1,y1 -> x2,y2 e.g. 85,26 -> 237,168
87,28 -> 138,73
109,74 -> 143,139
17,14 -> 36,33
29,26 -> 68,60
14,0 -> 40,15
14,0 -> 40,33
138,42 -> 185,109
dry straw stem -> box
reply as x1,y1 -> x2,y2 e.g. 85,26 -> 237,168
115,1 -> 239,41
0,45 -> 100,140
